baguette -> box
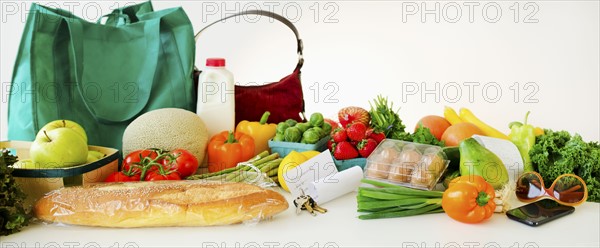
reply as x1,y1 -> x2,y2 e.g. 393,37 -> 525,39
34,181 -> 288,227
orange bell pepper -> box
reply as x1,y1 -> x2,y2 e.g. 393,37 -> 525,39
207,131 -> 255,173
236,111 -> 277,156
442,175 -> 496,224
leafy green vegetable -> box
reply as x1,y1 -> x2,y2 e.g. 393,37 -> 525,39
1,149 -> 29,236
408,124 -> 445,147
309,112 -> 324,127
369,95 -> 411,140
322,122 -> 332,135
302,129 -> 321,144
530,129 -> 600,202
295,122 -> 310,133
284,119 -> 298,128
276,122 -> 290,134
284,127 -> 302,142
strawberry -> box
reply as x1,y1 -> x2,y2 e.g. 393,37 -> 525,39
327,138 -> 335,151
332,128 -> 348,143
346,122 -> 367,142
333,141 -> 359,160
357,138 -> 378,158
366,128 -> 386,143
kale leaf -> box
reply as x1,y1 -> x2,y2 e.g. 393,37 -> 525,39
530,129 -> 600,202
1,149 -> 29,236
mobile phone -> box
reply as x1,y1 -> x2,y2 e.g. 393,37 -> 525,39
506,199 -> 575,227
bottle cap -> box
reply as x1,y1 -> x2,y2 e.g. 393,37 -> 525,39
206,58 -> 226,67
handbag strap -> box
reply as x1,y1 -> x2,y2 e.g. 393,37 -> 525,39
194,10 -> 304,69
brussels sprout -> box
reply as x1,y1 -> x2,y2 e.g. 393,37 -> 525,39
276,122 -> 290,134
311,127 -> 326,138
273,133 -> 285,142
296,122 -> 311,133
300,137 -> 309,144
322,122 -> 332,135
284,127 -> 302,142
285,119 -> 298,127
309,113 -> 324,127
303,129 -> 322,144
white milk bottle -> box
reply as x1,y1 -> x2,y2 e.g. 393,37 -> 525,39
196,58 -> 235,138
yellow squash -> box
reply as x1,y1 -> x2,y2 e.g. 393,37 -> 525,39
443,106 -> 464,125
459,108 -> 509,140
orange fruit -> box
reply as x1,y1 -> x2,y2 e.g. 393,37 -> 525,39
415,115 -> 452,141
441,122 -> 484,147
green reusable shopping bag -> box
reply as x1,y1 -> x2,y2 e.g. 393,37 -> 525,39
7,2 -> 196,150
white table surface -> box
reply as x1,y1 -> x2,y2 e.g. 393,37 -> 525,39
2,190 -> 599,248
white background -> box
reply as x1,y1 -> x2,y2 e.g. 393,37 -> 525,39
1,0 -> 599,142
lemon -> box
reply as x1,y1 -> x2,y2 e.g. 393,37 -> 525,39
278,150 -> 321,192
300,150 -> 320,159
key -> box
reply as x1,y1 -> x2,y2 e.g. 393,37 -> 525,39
303,201 -> 317,216
306,196 -> 327,214
311,202 -> 328,214
293,195 -> 310,215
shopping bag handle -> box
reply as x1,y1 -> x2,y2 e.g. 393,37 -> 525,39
194,10 -> 303,69
97,10 -> 131,26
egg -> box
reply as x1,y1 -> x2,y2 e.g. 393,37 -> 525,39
366,162 -> 390,179
398,149 -> 421,165
411,166 -> 436,188
387,164 -> 414,183
378,147 -> 400,163
421,153 -> 445,174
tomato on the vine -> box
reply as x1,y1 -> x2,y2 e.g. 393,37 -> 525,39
122,149 -> 163,174
161,149 -> 199,177
105,171 -> 141,182
144,170 -> 181,181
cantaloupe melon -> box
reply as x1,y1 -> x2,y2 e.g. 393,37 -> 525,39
122,108 -> 208,163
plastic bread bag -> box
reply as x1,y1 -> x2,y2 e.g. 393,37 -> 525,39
33,180 -> 289,227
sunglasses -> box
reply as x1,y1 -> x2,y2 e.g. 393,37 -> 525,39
515,172 -> 588,206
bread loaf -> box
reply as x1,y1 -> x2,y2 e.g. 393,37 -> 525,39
34,181 -> 288,227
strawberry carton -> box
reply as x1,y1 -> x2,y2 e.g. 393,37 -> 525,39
330,123 -> 382,171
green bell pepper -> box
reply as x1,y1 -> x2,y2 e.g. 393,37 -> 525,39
509,111 -> 536,172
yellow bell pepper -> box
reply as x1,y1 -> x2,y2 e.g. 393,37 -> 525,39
236,111 -> 277,156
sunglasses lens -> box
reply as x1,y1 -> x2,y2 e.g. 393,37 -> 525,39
516,173 -> 544,200
554,176 -> 587,204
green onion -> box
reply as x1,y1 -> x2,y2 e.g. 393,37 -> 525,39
357,179 -> 444,220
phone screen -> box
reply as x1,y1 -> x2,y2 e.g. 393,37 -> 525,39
506,199 -> 575,226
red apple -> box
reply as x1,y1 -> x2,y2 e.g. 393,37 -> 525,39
338,106 -> 370,128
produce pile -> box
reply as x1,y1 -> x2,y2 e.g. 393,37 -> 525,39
3,93 -> 600,234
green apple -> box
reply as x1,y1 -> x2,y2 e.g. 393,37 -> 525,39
37,120 -> 87,143
88,150 -> 106,160
15,159 -> 38,169
86,154 -> 97,164
86,150 -> 106,164
30,128 -> 88,168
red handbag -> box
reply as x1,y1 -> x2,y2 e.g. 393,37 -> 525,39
193,10 -> 305,125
